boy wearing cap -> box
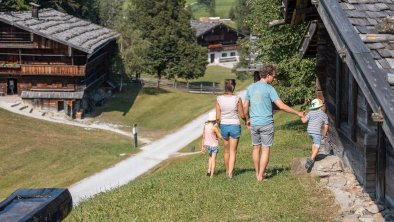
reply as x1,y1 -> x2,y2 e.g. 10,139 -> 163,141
301,98 -> 329,171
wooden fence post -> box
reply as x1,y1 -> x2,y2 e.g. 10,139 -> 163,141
200,82 -> 202,94
213,82 -> 215,94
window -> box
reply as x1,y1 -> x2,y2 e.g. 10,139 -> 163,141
222,53 -> 227,57
230,52 -> 236,57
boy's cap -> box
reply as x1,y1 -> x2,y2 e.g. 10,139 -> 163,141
310,98 -> 323,109
207,111 -> 216,121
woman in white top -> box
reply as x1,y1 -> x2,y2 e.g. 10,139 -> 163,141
216,79 -> 246,178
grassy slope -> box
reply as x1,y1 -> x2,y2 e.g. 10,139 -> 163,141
66,110 -> 338,221
0,66 -> 249,199
0,109 -> 134,199
97,66 -> 251,139
187,0 -> 236,19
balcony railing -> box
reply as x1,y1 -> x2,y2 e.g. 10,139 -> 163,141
0,32 -> 31,43
0,64 -> 86,76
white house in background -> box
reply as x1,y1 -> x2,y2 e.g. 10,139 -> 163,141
190,20 -> 245,64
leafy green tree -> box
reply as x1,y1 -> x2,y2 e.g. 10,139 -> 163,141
243,0 -> 315,105
126,0 -> 208,85
233,0 -> 251,35
97,0 -> 123,28
0,0 -> 28,11
33,0 -> 100,22
114,14 -> 151,79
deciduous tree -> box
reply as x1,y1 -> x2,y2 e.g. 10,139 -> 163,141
126,0 -> 207,86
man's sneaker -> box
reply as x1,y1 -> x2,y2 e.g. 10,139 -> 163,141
305,157 -> 314,171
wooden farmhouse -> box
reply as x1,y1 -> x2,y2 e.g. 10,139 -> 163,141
0,6 -> 118,118
190,20 -> 245,64
281,0 -> 394,206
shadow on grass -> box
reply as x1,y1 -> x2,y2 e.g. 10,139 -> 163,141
232,165 -> 290,179
266,165 -> 290,179
276,119 -> 306,131
142,87 -> 170,95
90,83 -> 173,118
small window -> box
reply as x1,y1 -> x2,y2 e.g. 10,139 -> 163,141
230,52 -> 236,57
222,53 -> 227,57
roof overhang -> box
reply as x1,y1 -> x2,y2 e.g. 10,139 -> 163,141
317,0 -> 394,145
298,20 -> 318,58
198,23 -> 246,38
282,0 -> 319,26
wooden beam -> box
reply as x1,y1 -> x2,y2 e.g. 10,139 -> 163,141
335,53 -> 341,128
349,74 -> 358,141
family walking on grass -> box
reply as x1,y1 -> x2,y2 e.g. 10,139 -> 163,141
201,64 -> 329,180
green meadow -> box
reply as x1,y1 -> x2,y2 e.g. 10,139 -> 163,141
66,109 -> 338,221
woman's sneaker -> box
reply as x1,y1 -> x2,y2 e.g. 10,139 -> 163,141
305,157 -> 314,171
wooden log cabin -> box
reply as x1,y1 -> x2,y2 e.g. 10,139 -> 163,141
0,5 -> 118,118
190,20 -> 245,64
280,0 -> 394,207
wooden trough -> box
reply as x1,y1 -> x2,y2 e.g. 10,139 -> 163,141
0,188 -> 72,222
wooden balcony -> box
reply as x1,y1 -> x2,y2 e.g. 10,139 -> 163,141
0,64 -> 86,76
208,44 -> 240,52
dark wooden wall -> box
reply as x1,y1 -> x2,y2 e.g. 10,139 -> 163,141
315,21 -> 394,206
197,25 -> 241,47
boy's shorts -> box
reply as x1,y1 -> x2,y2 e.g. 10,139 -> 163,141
309,133 -> 322,148
220,124 -> 241,139
206,146 -> 219,154
251,123 -> 274,147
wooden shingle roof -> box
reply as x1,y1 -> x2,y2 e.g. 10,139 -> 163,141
190,20 -> 219,37
340,0 -> 394,86
190,20 -> 245,38
0,8 -> 118,55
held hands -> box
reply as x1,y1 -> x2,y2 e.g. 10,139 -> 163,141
201,146 -> 206,154
297,111 -> 305,118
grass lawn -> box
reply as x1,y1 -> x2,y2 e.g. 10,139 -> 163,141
66,109 -> 338,221
96,66 -> 251,140
180,66 -> 251,91
0,109 -> 135,200
186,0 -> 236,19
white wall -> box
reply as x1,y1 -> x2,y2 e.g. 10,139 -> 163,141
208,50 -> 239,64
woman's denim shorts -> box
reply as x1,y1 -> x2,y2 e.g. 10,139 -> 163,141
309,133 -> 322,148
220,124 -> 241,139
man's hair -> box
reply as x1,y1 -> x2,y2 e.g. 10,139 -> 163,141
224,79 -> 236,93
259,64 -> 276,79
253,71 -> 260,82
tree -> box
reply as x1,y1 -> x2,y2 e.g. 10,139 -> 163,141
0,0 -> 28,11
126,0 -> 208,86
233,0 -> 251,35
34,0 -> 100,22
244,0 -> 315,105
115,14 -> 151,79
97,0 -> 123,28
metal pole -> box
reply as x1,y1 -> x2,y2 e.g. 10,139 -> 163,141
132,124 -> 138,148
